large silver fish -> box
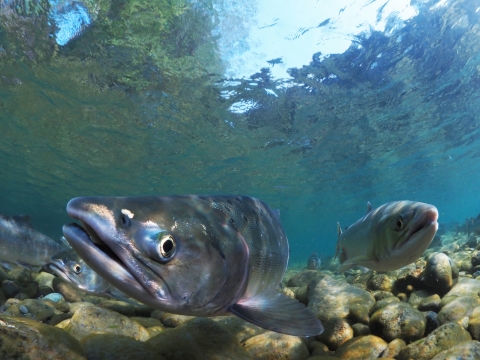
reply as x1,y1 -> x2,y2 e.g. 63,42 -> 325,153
62,195 -> 323,336
335,201 -> 439,273
49,248 -> 133,301
0,214 -> 69,269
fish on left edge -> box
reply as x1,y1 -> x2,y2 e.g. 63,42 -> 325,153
0,214 -> 70,269
62,195 -> 324,337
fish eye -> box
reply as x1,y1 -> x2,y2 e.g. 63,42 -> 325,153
120,214 -> 131,227
159,234 -> 176,259
396,217 -> 404,230
73,264 -> 82,274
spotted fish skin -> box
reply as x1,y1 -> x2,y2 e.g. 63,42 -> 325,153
63,195 -> 323,336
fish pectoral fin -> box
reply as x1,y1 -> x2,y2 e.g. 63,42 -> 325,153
337,255 -> 373,273
229,290 -> 323,337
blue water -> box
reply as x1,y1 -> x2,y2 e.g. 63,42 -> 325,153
0,0 -> 480,265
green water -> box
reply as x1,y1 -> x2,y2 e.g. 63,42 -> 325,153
1,0 -> 480,264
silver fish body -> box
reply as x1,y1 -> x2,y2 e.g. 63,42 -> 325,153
335,201 -> 439,273
63,195 -> 323,336
0,215 -> 69,268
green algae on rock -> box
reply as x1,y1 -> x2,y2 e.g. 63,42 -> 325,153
334,335 -> 387,359
0,315 -> 85,359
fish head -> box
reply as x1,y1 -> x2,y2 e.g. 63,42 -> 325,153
63,196 -> 249,315
376,201 -> 439,266
49,249 -> 111,294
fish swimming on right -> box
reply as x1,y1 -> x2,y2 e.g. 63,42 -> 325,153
335,201 -> 439,273
62,195 -> 323,336
307,252 -> 321,270
0,214 -> 69,269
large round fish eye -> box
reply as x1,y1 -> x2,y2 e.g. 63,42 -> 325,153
73,263 -> 82,274
158,234 -> 176,259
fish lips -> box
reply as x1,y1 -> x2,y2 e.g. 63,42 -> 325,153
62,222 -> 163,305
398,206 -> 439,249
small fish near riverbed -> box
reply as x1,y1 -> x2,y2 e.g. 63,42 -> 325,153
335,201 -> 439,273
62,195 -> 323,336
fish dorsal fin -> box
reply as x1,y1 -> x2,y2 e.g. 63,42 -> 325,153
11,214 -> 32,227
366,201 -> 373,214
58,236 -> 72,248
229,290 -> 323,337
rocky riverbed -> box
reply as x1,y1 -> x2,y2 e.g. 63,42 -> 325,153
0,230 -> 479,359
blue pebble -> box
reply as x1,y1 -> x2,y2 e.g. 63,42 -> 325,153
43,293 -> 65,303
19,305 -> 28,314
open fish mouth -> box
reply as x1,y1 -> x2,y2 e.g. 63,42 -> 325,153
62,222 -> 163,304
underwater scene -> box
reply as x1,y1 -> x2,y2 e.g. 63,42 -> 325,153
1,0 -> 480,358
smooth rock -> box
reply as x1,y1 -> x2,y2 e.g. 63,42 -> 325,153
160,312 -> 195,327
39,285 -> 54,297
130,317 -> 164,328
49,313 -> 72,326
44,293 -> 65,303
450,251 -> 473,272
369,302 -> 426,342
307,275 -> 375,321
431,340 -> 480,359
424,311 -> 440,335
215,315 -> 266,342
52,278 -> 82,303
68,302 -> 95,313
7,267 -> 31,285
467,313 -> 480,340
80,333 -> 163,360
316,317 -> 353,350
368,296 -> 399,316
287,270 -> 321,287
396,321 -> 472,360
443,277 -> 480,298
418,294 -> 441,312
472,251 -> 480,267
21,282 -> 39,298
34,272 -> 55,289
295,286 -> 309,305
334,335 -> 387,359
392,264 -> 424,294
423,252 -> 457,295
367,274 -> 395,292
99,300 -> 136,316
437,295 -> 480,324
0,315 -> 85,359
351,323 -> 370,337
147,317 -> 252,360
63,306 -> 150,341
1,279 -> 22,298
243,331 -> 309,360
381,338 -> 406,358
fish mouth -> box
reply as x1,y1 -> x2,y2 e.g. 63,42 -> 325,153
398,206 -> 439,250
62,221 -> 164,306
48,260 -> 78,287
64,197 -> 171,304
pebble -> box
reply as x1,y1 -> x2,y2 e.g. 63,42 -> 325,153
44,292 -> 65,303
334,335 -> 387,359
242,331 -> 309,360
423,252 -> 457,295
19,304 -> 28,314
316,317 -> 353,350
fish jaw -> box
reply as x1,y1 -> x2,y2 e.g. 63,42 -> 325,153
64,196 -> 250,316
62,222 -> 163,308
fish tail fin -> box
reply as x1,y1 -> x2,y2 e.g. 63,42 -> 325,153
229,291 -> 323,337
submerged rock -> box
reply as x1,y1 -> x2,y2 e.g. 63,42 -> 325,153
369,302 -> 426,342
62,306 -> 150,341
316,317 -> 353,350
431,340 -> 480,359
334,335 -> 387,359
147,317 -> 252,360
287,270 -> 321,287
396,321 -> 471,360
80,333 -> 162,360
214,316 -> 266,342
0,315 -> 85,359
307,275 -> 375,321
243,331 -> 309,360
423,252 -> 457,295
437,295 -> 480,324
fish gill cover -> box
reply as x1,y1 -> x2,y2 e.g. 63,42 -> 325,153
0,0 -> 479,261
